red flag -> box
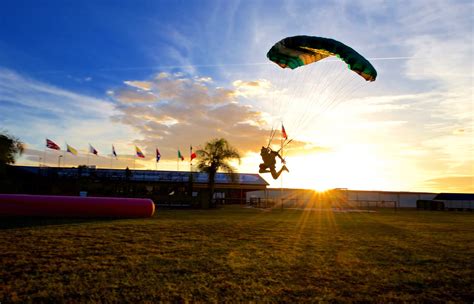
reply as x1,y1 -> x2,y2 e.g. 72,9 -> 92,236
46,139 -> 60,150
282,124 -> 288,140
190,145 -> 196,161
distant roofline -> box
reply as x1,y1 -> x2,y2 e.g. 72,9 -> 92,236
332,188 -> 438,195
257,188 -> 439,195
261,187 -> 439,194
434,193 -> 474,200
14,165 -> 270,186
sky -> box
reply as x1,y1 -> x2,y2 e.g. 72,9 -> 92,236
0,0 -> 472,192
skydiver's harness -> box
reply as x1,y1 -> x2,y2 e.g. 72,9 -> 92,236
262,126 -> 292,169
266,127 -> 293,152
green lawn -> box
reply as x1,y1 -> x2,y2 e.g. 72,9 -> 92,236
1,206 -> 473,302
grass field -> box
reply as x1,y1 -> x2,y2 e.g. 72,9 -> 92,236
1,206 -> 473,302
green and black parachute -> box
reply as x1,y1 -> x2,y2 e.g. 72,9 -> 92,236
267,35 -> 377,82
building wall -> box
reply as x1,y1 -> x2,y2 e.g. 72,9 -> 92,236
345,191 -> 436,208
4,166 -> 268,207
443,200 -> 474,209
247,189 -> 438,208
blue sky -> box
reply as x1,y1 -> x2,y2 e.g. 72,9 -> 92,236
1,0 -> 473,192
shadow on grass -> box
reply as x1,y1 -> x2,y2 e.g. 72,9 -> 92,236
0,216 -> 123,229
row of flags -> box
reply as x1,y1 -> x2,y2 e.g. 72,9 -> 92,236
46,139 -> 197,162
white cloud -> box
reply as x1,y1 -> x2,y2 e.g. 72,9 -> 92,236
124,81 -> 153,91
111,73 -> 272,160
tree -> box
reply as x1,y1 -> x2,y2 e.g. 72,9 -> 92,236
196,138 -> 240,208
0,132 -> 24,165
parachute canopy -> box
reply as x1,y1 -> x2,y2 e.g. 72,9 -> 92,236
267,35 -> 377,82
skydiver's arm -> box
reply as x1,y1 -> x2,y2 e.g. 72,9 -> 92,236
276,152 -> 286,163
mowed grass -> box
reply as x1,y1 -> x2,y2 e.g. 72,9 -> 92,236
0,206 -> 473,302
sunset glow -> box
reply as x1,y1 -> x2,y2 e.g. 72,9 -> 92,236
1,1 -> 472,193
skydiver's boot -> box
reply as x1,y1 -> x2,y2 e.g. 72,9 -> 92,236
271,167 -> 288,179
271,169 -> 280,180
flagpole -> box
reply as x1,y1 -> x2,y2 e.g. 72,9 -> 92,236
111,145 -> 116,169
280,123 -> 284,210
42,146 -> 46,167
177,148 -> 179,171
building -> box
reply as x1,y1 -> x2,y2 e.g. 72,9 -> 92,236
5,166 -> 472,210
247,188 -> 320,208
339,189 -> 437,208
246,188 -> 438,209
430,193 -> 474,210
4,166 -> 269,207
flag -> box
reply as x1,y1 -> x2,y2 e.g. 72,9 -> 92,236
156,148 -> 161,162
178,149 -> 184,161
282,124 -> 288,140
112,145 -> 117,158
46,139 -> 60,150
135,146 -> 145,158
89,144 -> 98,155
190,145 -> 196,161
66,144 -> 78,156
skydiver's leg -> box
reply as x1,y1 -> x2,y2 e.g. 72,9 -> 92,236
270,168 -> 283,179
271,166 -> 290,179
259,164 -> 270,174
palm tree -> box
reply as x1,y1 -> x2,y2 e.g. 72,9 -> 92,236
0,132 -> 24,165
196,138 -> 240,208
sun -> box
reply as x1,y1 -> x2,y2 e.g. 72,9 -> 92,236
312,184 -> 331,192
262,144 -> 392,191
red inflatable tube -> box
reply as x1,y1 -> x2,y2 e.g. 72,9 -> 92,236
0,194 -> 155,218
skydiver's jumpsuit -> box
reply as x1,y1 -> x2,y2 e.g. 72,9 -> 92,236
259,147 -> 288,179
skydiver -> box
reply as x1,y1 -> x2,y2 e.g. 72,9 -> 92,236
259,146 -> 289,179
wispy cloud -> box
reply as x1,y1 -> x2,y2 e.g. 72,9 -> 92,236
0,67 -> 137,159
0,68 -> 114,119
422,176 -> 474,193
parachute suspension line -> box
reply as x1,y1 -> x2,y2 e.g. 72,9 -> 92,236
264,34 -> 378,152
299,63 -> 336,132
267,61 -> 371,148
284,63 -> 367,142
267,127 -> 277,148
294,63 -> 335,131
268,62 -> 308,148
287,62 -> 338,139
317,75 -> 366,118
267,64 -> 283,148
301,68 -> 351,127
276,66 -> 314,140
311,66 -> 359,124
288,64 -> 318,133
